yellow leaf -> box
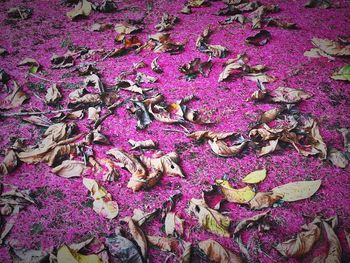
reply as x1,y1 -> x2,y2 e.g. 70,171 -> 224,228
216,180 -> 255,204
242,169 -> 267,184
57,245 -> 102,263
83,178 -> 107,199
272,180 -> 321,202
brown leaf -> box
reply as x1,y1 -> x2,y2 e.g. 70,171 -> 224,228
249,192 -> 283,209
23,115 -> 53,127
188,131 -> 237,141
338,128 -> 350,153
198,239 -> 243,263
276,217 -> 322,258
305,0 -> 331,9
259,108 -> 281,124
151,57 -> 163,73
328,148 -> 348,168
128,139 -> 157,150
123,217 -> 148,258
164,212 -> 184,237
1,81 -> 28,109
51,160 -> 88,178
270,87 -> 311,103
233,211 -> 270,236
0,150 -> 18,175
140,152 -> 184,177
208,139 -> 247,157
45,84 -> 62,105
147,235 -> 180,252
318,217 -> 342,263
310,38 -> 350,57
155,13 -> 178,32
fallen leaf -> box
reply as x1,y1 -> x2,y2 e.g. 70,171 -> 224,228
272,180 -> 321,202
259,108 -> 281,124
216,180 -> 255,203
189,198 -> 231,237
128,139 -> 157,150
331,64 -> 350,81
276,217 -> 322,258
249,192 -> 283,209
123,217 -> 148,258
151,57 -> 163,73
45,84 -> 62,105
208,139 -> 248,157
305,0 -> 331,8
164,212 -> 184,237
221,14 -> 246,25
57,245 -> 101,263
198,239 -> 243,263
233,211 -> 270,236
308,37 -> 350,57
52,160 -> 88,178
0,150 -> 18,175
188,131 -> 237,141
51,53 -> 74,69
242,169 -> 267,184
1,81 -> 29,109
95,0 -> 118,13
105,234 -> 143,263
155,13 -> 178,32
17,58 -> 40,73
328,148 -> 348,168
181,5 -> 192,14
90,22 -> 113,32
66,0 -> 92,20
270,87 -> 311,103
147,235 -> 180,252
339,128 -> 350,153
320,217 -> 342,263
7,7 -> 32,19
246,30 -> 271,46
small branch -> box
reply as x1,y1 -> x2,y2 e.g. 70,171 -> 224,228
0,109 -> 72,117
28,73 -> 64,83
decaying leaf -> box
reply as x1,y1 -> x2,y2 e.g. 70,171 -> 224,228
0,150 -> 18,175
221,14 -> 246,25
128,139 -> 157,150
155,13 -> 178,32
147,235 -> 179,252
233,211 -> 270,236
208,139 -> 248,157
216,180 -> 255,203
45,84 -> 62,105
164,212 -> 184,237
198,239 -> 243,263
17,58 -> 40,73
1,81 -> 29,109
328,148 -> 348,168
331,64 -> 350,81
305,38 -> 350,58
270,87 -> 311,103
51,160 -> 88,178
339,128 -> 350,153
83,178 -> 119,219
51,53 -> 74,69
249,192 -> 283,210
246,30 -> 271,46
151,57 -> 163,73
140,152 -> 185,177
259,108 -> 281,124
272,180 -> 321,202
305,0 -> 331,9
105,234 -> 143,263
122,217 -> 148,259
196,28 -> 228,58
242,169 -> 267,184
320,216 -> 342,263
189,198 -> 231,237
188,131 -> 237,141
90,22 -> 113,32
66,0 -> 92,20
7,7 -> 32,20
276,216 -> 322,258
181,5 -> 192,14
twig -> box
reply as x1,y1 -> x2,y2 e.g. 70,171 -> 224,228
28,73 -> 64,83
163,128 -> 186,134
0,109 -> 72,117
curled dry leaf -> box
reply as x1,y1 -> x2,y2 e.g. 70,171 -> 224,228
319,217 -> 342,263
189,198 -> 231,237
242,169 -> 267,184
270,87 -> 311,103
259,108 -> 281,124
128,139 -> 157,150
0,150 -> 18,175
198,239 -> 243,263
221,14 -> 246,25
66,0 -> 92,20
123,217 -> 148,259
305,37 -> 350,58
51,160 -> 88,178
216,180 -> 255,204
147,235 -> 180,252
51,53 -> 74,69
23,115 -> 53,127
338,128 -> 350,153
233,211 -> 270,236
132,208 -> 159,227
276,217 -> 322,258
155,13 -> 178,32
17,58 -> 40,73
249,192 -> 283,210
7,7 -> 32,19
105,234 -> 143,263
246,30 -> 271,46
90,22 -> 113,32
1,82 -> 28,109
328,148 -> 348,168
151,57 -> 163,73
272,180 -> 321,202
164,212 -> 184,237
305,0 -> 331,9
45,84 -> 62,105
181,5 -> 192,14
83,178 -> 119,219
188,131 -> 237,141
208,139 -> 248,157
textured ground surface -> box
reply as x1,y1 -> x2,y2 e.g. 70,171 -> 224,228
0,0 -> 349,262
